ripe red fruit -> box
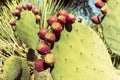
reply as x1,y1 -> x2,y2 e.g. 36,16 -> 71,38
44,54 -> 55,66
32,8 -> 39,15
101,6 -> 107,15
58,15 -> 66,24
66,14 -> 76,24
9,20 -> 16,26
51,22 -> 63,34
57,10 -> 68,18
91,15 -> 100,24
38,28 -> 48,39
16,5 -> 22,11
36,41 -> 50,55
22,4 -> 27,10
34,59 -> 44,71
26,3 -> 32,10
44,32 -> 56,43
11,11 -> 17,16
47,16 -> 58,25
36,15 -> 40,23
95,0 -> 104,8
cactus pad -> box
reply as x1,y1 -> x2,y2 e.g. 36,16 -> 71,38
51,22 -> 116,80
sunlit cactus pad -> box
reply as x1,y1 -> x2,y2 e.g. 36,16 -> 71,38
51,22 -> 116,80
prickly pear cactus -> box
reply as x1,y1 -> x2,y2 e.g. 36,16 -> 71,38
51,22 -> 116,80
16,11 -> 39,49
3,56 -> 30,80
101,0 -> 120,55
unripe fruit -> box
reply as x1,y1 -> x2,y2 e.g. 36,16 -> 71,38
38,28 -> 48,39
58,15 -> 66,24
95,0 -> 104,8
47,16 -> 58,25
91,15 -> 100,24
57,10 -> 68,18
44,53 -> 55,65
66,14 -> 76,24
34,59 -> 44,71
44,32 -> 56,43
37,41 -> 50,55
51,22 -> 63,34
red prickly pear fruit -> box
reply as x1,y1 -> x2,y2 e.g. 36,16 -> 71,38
11,11 -> 17,16
15,9 -> 21,17
36,15 -> 40,23
58,15 -> 66,24
101,6 -> 107,15
26,3 -> 32,10
34,59 -> 44,71
44,53 -> 55,66
36,41 -> 50,55
32,8 -> 39,15
16,5 -> 22,12
66,14 -> 76,24
22,4 -> 27,10
9,20 -> 16,26
91,15 -> 100,24
57,10 -> 68,18
38,28 -> 49,39
47,16 -> 58,25
44,32 -> 56,43
51,22 -> 63,34
95,0 -> 104,8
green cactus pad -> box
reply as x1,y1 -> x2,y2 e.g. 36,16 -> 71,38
101,0 -> 120,55
16,11 -> 39,49
51,22 -> 116,80
3,56 -> 30,80
3,56 -> 22,80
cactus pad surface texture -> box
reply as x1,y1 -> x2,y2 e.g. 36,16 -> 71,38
51,22 -> 117,80
101,0 -> 120,55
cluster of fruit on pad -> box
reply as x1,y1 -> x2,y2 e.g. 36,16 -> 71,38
91,0 -> 107,24
35,10 -> 76,72
9,3 -> 40,26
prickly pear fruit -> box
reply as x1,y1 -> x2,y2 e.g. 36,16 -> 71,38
16,5 -> 22,12
36,15 -> 41,23
27,3 -> 32,10
58,15 -> 66,24
44,53 -> 55,65
37,41 -> 50,55
66,14 -> 76,24
51,22 -> 63,34
95,0 -> 104,8
57,10 -> 68,18
9,20 -> 16,26
101,6 -> 107,15
91,15 -> 100,24
22,4 -> 27,10
38,28 -> 49,39
47,16 -> 58,25
34,59 -> 45,72
32,8 -> 39,15
44,32 -> 56,43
